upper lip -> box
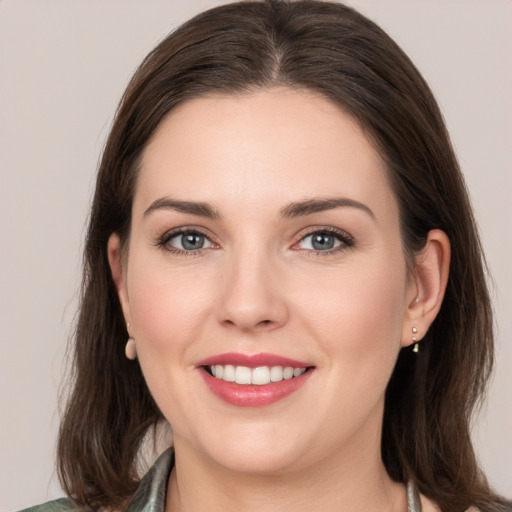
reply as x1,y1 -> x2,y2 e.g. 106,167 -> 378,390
196,352 -> 313,368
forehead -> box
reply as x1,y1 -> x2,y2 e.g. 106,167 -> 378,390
136,88 -> 396,219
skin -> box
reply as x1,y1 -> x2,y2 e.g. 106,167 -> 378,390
109,88 -> 449,512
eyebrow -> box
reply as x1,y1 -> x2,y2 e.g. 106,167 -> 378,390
143,196 -> 374,220
144,198 -> 221,219
280,197 -> 375,220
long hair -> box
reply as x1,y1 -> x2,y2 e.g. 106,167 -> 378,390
57,1 -> 510,510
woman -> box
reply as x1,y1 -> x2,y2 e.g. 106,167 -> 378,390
21,1 -> 511,511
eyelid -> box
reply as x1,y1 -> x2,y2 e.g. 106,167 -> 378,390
157,226 -> 219,254
292,226 -> 355,253
155,225 -> 354,255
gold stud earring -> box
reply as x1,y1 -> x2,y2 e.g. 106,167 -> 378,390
412,327 -> 419,353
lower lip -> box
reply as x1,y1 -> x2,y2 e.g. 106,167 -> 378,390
199,368 -> 314,407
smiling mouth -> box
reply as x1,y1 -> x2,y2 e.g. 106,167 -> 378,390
197,353 -> 315,406
204,364 -> 310,385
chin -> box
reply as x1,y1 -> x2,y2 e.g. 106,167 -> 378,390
209,444 -> 306,475
187,420 -> 314,475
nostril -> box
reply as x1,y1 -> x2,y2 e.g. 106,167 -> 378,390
256,319 -> 274,328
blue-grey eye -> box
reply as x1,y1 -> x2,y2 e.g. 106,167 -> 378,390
168,232 -> 212,251
298,232 -> 344,251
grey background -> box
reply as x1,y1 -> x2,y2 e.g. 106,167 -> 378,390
1,1 -> 510,509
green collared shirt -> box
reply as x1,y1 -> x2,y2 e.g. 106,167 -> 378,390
21,449 -> 425,511
21,449 -> 175,512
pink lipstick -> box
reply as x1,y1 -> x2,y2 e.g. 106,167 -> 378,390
196,352 -> 314,407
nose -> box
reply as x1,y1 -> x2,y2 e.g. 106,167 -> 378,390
217,249 -> 289,333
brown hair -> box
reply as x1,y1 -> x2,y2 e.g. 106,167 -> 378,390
57,1 -> 510,510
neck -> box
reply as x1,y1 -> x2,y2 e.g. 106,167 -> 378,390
166,425 -> 406,512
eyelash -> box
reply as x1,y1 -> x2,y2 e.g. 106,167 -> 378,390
156,226 -> 354,256
293,227 -> 355,256
157,227 -> 216,257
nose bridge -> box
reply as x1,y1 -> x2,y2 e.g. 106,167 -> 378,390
217,239 -> 288,332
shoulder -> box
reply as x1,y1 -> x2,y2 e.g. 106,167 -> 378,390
17,449 -> 174,512
18,498 -> 76,512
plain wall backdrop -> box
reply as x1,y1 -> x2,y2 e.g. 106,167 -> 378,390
0,1 -> 510,509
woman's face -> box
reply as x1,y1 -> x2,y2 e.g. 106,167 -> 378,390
111,88 -> 418,475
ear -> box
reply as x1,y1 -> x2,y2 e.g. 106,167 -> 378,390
401,229 -> 451,347
107,233 -> 132,330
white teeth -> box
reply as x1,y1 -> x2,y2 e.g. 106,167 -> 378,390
208,364 -> 308,385
252,366 -> 271,385
235,366 -> 252,384
223,364 -> 235,382
270,366 -> 283,382
283,367 -> 294,379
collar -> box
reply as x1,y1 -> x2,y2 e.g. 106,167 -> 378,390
125,448 -> 174,512
124,448 -> 422,511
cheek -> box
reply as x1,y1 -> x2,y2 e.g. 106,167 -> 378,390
124,255 -> 218,426
126,256 -> 214,364
292,255 -> 409,446
297,251 -> 408,376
